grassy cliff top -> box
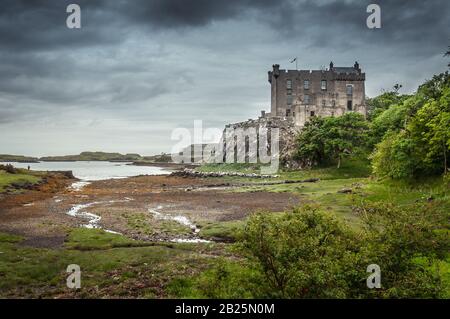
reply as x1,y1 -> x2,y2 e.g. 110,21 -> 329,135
0,167 -> 42,193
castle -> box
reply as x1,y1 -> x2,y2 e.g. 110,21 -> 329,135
263,61 -> 366,127
184,61 -> 367,167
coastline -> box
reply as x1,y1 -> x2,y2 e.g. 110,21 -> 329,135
0,168 -> 300,247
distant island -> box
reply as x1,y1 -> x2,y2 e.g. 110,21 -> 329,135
0,151 -> 176,163
0,154 -> 39,163
39,151 -> 142,162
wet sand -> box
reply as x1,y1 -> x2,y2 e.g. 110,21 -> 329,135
0,174 -> 300,247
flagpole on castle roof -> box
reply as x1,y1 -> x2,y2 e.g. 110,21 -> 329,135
290,57 -> 298,70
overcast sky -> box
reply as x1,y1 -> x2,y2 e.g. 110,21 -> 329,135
0,0 -> 449,157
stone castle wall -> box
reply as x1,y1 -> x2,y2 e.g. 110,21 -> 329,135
216,116 -> 299,167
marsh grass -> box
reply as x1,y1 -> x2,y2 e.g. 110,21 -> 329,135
0,169 -> 41,192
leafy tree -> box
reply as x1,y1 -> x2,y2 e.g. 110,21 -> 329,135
393,83 -> 403,93
371,130 -> 422,179
410,88 -> 450,174
418,71 -> 450,100
295,113 -> 368,168
366,91 -> 410,121
369,101 -> 407,147
323,113 -> 369,168
294,116 -> 327,167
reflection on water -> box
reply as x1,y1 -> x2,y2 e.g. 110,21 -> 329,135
0,161 -> 170,181
70,181 -> 92,191
66,198 -> 132,232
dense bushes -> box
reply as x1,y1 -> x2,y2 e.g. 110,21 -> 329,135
241,206 -> 363,298
226,204 -> 446,298
355,202 -> 448,298
371,72 -> 450,178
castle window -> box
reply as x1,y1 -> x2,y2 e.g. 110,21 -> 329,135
287,95 -> 293,105
304,80 -> 310,90
346,84 -> 353,96
286,79 -> 292,89
347,100 -> 353,111
304,94 -> 310,104
286,109 -> 291,117
322,100 -> 326,107
310,111 -> 315,117
332,100 -> 336,107
321,80 -> 327,90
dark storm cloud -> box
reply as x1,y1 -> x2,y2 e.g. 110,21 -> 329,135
262,0 -> 449,58
0,0 -> 282,108
0,0 -> 278,52
0,0 -> 449,155
115,0 -> 278,29
1,0 -> 448,50
0,0 -> 121,52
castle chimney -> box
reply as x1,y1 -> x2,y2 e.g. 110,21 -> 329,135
329,61 -> 334,70
272,64 -> 280,78
354,61 -> 360,72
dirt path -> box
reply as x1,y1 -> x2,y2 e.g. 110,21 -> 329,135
0,174 -> 301,247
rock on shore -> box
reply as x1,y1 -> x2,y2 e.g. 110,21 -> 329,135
170,168 -> 279,179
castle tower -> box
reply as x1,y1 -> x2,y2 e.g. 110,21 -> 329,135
267,61 -> 366,127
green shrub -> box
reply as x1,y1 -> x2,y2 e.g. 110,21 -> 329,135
239,204 -> 447,298
356,202 -> 448,298
167,258 -> 266,298
241,206 -> 365,298
370,72 -> 450,179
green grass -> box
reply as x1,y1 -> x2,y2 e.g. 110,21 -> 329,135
197,157 -> 371,180
198,220 -> 245,241
0,232 -> 23,243
123,211 -> 192,237
65,228 -> 156,250
123,212 -> 155,236
166,258 -> 263,298
159,220 -> 192,236
196,163 -> 263,174
0,229 -> 213,298
0,169 -> 41,192
358,176 -> 449,205
232,177 -> 363,226
278,158 -> 371,180
221,157 -> 449,231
